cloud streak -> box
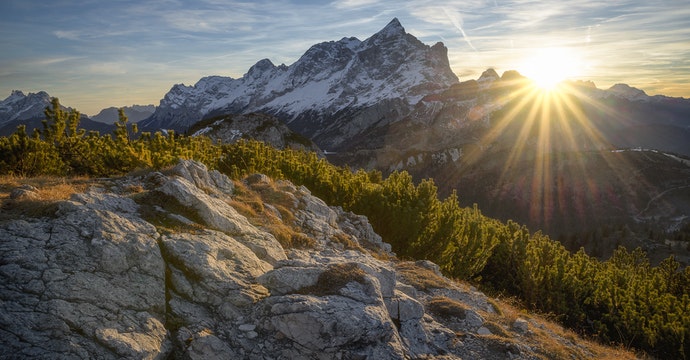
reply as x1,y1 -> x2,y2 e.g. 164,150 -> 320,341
0,0 -> 688,114
442,7 -> 477,51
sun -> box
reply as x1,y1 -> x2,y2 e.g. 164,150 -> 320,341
519,47 -> 582,90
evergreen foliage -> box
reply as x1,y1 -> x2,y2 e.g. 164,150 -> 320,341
0,98 -> 220,176
217,139 -> 690,359
0,101 -> 688,358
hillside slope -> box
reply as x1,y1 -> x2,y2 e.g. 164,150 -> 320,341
0,160 -> 637,359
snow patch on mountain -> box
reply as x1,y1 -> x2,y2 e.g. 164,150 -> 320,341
140,18 -> 459,143
0,90 -> 51,126
607,83 -> 649,102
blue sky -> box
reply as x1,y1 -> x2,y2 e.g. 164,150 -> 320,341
1,0 -> 689,115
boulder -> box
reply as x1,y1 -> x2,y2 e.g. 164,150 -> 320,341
9,184 -> 39,200
171,160 -> 234,195
157,172 -> 287,265
513,318 -> 530,333
265,295 -> 406,357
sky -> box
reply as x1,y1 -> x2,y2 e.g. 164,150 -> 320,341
1,0 -> 689,115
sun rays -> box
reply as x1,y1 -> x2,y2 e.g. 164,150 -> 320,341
470,76 -> 643,230
518,47 -> 584,91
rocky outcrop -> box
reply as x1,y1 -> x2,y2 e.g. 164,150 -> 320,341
0,190 -> 170,359
187,113 -> 323,155
0,160 -> 619,359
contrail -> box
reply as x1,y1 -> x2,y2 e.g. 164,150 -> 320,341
443,7 -> 477,51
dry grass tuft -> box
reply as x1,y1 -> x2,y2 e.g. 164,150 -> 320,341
482,321 -> 511,338
331,232 -> 364,251
298,263 -> 367,296
0,176 -> 93,221
396,262 -> 451,291
231,177 -> 316,249
427,296 -> 468,320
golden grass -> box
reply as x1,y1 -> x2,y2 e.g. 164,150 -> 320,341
427,296 -> 468,320
298,263 -> 367,296
0,175 -> 91,199
479,294 -> 643,360
230,178 -> 316,249
395,261 -> 451,291
331,232 -> 365,251
0,175 -> 93,221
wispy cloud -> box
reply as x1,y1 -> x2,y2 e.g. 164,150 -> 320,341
1,0 -> 689,113
333,0 -> 381,10
442,8 -> 477,51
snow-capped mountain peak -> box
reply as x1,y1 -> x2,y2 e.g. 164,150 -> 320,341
0,90 -> 51,126
5,90 -> 28,105
368,17 -> 406,42
140,18 -> 459,151
607,83 -> 649,101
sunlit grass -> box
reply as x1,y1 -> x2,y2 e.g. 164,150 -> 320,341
0,175 -> 93,221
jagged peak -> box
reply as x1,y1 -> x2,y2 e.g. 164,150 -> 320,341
608,83 -> 647,97
246,58 -> 277,78
2,90 -> 25,104
339,36 -> 362,50
370,17 -> 406,40
2,90 -> 50,104
500,70 -> 525,81
478,68 -> 499,82
10,90 -> 25,98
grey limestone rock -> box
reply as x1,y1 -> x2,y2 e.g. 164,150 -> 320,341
157,171 -> 287,265
0,160 -> 597,359
0,191 -> 171,359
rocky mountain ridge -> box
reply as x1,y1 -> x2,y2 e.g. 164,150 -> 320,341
187,112 -> 323,155
139,18 -> 458,151
0,91 -> 152,137
0,160 -> 635,359
90,105 -> 156,124
0,90 -> 52,127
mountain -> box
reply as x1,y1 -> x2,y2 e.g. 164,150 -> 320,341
187,112 -> 323,155
91,104 -> 156,124
140,18 -> 458,151
138,18 -> 690,263
0,90 -> 113,136
340,72 -> 690,263
0,90 -> 52,128
0,160 -> 637,359
142,17 -> 690,159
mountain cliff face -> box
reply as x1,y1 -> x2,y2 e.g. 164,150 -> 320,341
0,160 -> 633,359
140,18 -> 458,151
